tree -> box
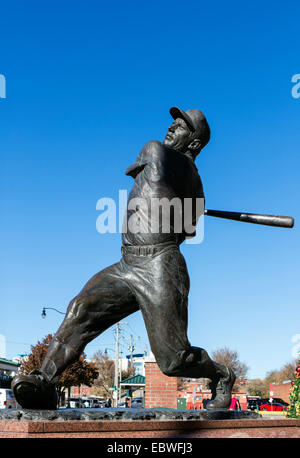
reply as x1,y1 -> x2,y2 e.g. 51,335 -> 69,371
278,361 -> 297,382
90,351 -> 114,398
246,378 -> 268,397
56,355 -> 99,402
264,369 -> 281,385
20,334 -> 53,374
262,359 -> 297,396
211,347 -> 249,391
243,359 -> 298,399
91,350 -> 135,398
20,334 -> 99,404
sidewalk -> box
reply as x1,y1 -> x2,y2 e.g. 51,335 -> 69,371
258,411 -> 287,419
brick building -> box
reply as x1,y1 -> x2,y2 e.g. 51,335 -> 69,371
145,360 -> 248,410
269,381 -> 292,403
71,385 -> 93,398
144,360 -> 178,409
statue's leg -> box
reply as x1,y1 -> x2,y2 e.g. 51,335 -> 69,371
12,261 -> 139,409
130,246 -> 236,409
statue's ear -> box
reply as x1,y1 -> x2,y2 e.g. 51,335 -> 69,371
188,139 -> 202,151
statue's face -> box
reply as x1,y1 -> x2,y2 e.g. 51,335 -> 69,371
163,118 -> 192,152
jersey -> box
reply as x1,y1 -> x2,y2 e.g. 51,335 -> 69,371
122,140 -> 204,246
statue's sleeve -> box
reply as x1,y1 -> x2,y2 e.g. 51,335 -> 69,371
125,141 -> 161,178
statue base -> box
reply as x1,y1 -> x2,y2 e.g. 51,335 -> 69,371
1,408 -> 299,438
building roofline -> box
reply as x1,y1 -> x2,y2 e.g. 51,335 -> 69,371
0,358 -> 20,367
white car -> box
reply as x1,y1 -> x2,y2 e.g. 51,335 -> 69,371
0,389 -> 17,409
68,397 -> 84,408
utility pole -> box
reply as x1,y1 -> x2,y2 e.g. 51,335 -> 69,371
119,351 -> 123,404
113,321 -> 127,407
129,334 -> 135,367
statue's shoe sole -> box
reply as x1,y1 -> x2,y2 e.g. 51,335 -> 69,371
12,375 -> 57,410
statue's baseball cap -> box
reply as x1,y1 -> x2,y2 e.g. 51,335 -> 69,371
169,106 -> 211,148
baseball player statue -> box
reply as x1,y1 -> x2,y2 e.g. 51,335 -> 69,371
12,106 -> 294,410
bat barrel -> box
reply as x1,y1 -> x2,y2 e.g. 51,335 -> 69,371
204,209 -> 294,228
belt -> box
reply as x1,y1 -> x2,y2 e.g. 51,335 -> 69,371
121,241 -> 178,256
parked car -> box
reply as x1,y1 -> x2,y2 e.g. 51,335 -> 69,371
81,398 -> 101,408
248,399 -> 262,411
260,402 -> 287,412
0,389 -> 17,409
117,402 -> 127,408
247,398 -> 270,411
68,397 -> 84,408
271,398 -> 289,407
131,397 -> 144,408
248,397 -> 289,411
90,398 -> 101,408
98,400 -> 107,408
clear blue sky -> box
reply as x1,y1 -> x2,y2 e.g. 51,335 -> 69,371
1,0 -> 299,380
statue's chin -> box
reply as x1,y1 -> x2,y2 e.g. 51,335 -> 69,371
163,140 -> 178,150
163,139 -> 186,154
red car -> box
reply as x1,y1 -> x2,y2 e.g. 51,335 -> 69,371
260,402 -> 287,412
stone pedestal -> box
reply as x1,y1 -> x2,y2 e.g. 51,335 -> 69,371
0,408 -> 299,438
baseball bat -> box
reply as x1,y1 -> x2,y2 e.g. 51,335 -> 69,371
204,209 -> 294,228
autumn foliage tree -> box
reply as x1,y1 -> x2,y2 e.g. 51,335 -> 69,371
265,361 -> 297,385
246,359 -> 297,397
246,379 -> 267,397
90,350 -> 135,398
20,334 -> 99,403
211,347 -> 249,391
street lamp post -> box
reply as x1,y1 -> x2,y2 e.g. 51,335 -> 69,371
104,348 -> 115,357
41,307 -> 65,318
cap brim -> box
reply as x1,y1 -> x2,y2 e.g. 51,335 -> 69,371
169,106 -> 195,132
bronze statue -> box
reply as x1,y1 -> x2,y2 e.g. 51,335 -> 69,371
12,107 -> 294,410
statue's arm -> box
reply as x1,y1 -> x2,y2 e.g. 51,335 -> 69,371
125,140 -> 161,179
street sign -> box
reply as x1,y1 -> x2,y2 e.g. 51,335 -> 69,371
109,387 -> 120,391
